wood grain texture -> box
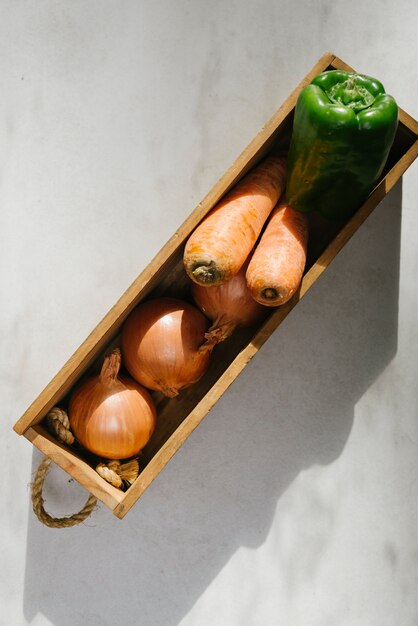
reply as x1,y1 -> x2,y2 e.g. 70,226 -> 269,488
27,425 -> 124,510
13,52 -> 418,518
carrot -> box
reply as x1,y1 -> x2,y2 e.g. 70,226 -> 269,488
246,198 -> 308,306
183,155 -> 287,286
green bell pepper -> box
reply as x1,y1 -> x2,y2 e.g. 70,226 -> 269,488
286,70 -> 399,220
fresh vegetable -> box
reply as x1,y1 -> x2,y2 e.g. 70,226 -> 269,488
246,198 -> 308,306
191,259 -> 268,351
121,297 -> 212,397
184,155 -> 287,286
69,349 -> 156,459
286,70 -> 398,220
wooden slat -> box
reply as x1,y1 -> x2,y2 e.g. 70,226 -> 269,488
331,55 -> 356,73
398,108 -> 418,137
14,51 -> 336,436
27,425 -> 124,510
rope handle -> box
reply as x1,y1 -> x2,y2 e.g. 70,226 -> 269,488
31,407 -> 140,528
31,457 -> 97,528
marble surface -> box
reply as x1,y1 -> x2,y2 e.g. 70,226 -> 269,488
1,2 -> 418,625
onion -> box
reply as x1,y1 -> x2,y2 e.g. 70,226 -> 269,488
69,349 -> 156,459
191,261 -> 268,351
121,297 -> 212,397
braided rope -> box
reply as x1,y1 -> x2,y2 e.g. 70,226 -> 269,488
96,461 -> 124,488
31,457 -> 97,528
96,458 -> 140,488
45,407 -> 75,445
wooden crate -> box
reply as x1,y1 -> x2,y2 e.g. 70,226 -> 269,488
14,52 -> 418,519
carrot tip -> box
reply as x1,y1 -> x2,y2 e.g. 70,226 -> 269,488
191,262 -> 222,285
261,288 -> 278,300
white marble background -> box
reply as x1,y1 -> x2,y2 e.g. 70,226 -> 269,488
1,2 -> 418,625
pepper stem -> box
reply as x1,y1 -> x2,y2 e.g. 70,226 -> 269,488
100,348 -> 121,387
345,75 -> 356,91
326,74 -> 376,112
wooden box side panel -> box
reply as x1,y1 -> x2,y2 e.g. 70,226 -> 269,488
26,425 -> 123,510
13,52 -> 337,436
